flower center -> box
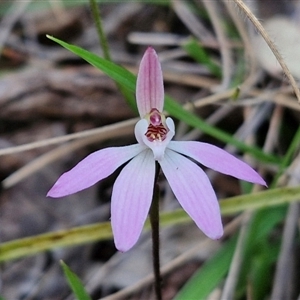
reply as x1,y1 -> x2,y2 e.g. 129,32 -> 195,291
145,109 -> 168,142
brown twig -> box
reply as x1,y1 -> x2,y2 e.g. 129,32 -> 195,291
232,0 -> 300,103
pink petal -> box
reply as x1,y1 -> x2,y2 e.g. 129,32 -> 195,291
168,141 -> 266,186
111,150 -> 155,252
47,144 -> 144,198
159,149 -> 223,239
136,47 -> 164,117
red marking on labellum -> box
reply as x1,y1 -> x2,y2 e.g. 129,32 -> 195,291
145,123 -> 168,141
145,108 -> 168,141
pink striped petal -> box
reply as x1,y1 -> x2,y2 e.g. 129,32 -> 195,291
111,150 -> 155,252
159,149 -> 223,239
168,141 -> 266,186
136,47 -> 164,117
47,144 -> 144,198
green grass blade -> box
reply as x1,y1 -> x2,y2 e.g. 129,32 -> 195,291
164,95 -> 277,163
272,125 -> 300,187
46,35 -> 279,164
175,204 -> 286,300
247,207 -> 287,243
0,221 -> 113,263
234,206 -> 286,299
49,35 -> 137,94
60,260 -> 92,300
249,241 -> 279,300
0,186 -> 300,262
219,186 -> 300,215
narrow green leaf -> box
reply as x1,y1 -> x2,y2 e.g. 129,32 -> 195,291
248,241 -> 279,300
48,35 -> 137,93
0,221 -> 112,262
176,203 -> 286,300
46,35 -> 279,164
164,95 -> 277,163
246,206 -> 287,243
234,207 -> 285,299
174,236 -> 237,300
272,125 -> 300,187
60,260 -> 92,300
0,186 -> 299,263
219,186 -> 300,215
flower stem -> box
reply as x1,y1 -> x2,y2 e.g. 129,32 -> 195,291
149,163 -> 162,300
88,0 -> 111,61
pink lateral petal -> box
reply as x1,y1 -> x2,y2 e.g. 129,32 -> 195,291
136,47 -> 164,117
111,150 -> 155,252
47,144 -> 144,198
159,149 -> 223,239
168,141 -> 266,186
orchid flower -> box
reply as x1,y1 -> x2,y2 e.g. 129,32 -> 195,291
48,47 -> 266,252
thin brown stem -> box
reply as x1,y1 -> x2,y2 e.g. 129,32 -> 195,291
89,0 -> 111,61
149,163 -> 162,300
233,0 -> 300,103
